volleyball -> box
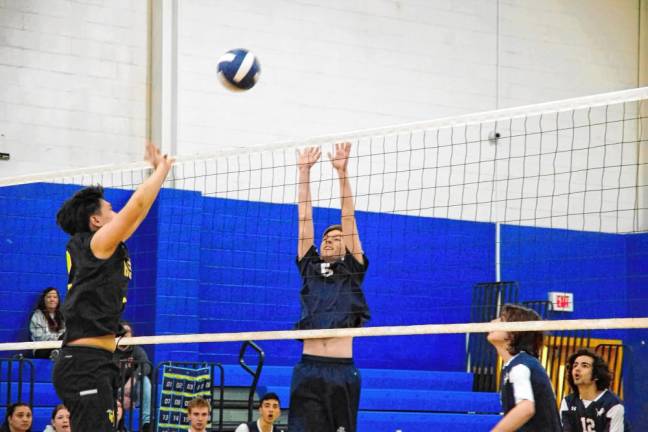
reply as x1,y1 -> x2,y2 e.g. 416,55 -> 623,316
217,48 -> 261,91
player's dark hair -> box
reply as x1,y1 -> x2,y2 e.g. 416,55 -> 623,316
500,303 -> 544,357
259,392 -> 281,406
322,224 -> 342,238
32,287 -> 64,333
56,185 -> 105,235
566,348 -> 612,395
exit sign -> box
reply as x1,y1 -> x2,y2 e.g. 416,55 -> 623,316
549,292 -> 574,312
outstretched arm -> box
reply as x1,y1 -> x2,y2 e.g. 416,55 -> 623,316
329,142 -> 363,264
91,142 -> 174,259
491,400 -> 535,432
297,147 -> 321,260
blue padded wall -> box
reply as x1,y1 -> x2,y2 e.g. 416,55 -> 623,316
0,183 -> 69,344
500,224 -> 629,338
623,233 -> 648,428
0,183 -> 157,356
626,233 -> 648,318
151,188 -> 203,363
194,196 -> 495,370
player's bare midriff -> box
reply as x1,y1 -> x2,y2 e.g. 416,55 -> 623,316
303,336 -> 353,358
67,334 -> 117,352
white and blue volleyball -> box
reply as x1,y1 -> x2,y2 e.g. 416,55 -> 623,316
217,48 -> 261,91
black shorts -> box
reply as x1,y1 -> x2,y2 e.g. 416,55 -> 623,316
288,354 -> 361,432
52,346 -> 120,432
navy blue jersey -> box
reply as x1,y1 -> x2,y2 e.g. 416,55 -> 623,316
63,232 -> 131,343
561,390 -> 628,432
500,351 -> 562,432
295,246 -> 370,330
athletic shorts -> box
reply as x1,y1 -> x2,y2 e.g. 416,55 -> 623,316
288,354 -> 361,432
53,345 -> 120,432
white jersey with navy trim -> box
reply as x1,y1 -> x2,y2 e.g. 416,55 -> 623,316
500,351 -> 562,432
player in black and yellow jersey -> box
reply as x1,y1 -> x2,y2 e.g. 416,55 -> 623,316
53,142 -> 173,432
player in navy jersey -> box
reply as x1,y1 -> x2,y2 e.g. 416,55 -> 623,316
561,349 -> 628,432
288,143 -> 370,432
53,142 -> 173,432
488,304 -> 562,432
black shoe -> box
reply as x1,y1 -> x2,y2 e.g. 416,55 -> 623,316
140,423 -> 151,432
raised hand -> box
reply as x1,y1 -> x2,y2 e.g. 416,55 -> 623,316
297,146 -> 321,171
144,141 -> 174,171
328,141 -> 351,173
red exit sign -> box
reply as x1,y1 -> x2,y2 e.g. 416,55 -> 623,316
549,292 -> 574,312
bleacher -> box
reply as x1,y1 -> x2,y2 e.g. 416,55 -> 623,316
2,359 -> 501,431
243,365 -> 501,431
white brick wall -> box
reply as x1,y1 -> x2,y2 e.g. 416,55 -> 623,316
176,0 -> 499,154
1,0 -> 640,174
175,0 -> 639,157
0,0 -> 148,177
498,0 -> 639,107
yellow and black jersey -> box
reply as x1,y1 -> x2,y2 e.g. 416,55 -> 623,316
62,231 -> 131,344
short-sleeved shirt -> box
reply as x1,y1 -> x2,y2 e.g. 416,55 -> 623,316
500,351 -> 562,432
62,232 -> 131,344
561,390 -> 627,432
295,246 -> 370,330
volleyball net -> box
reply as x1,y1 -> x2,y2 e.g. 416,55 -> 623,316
0,87 -> 646,354
1,86 -> 647,431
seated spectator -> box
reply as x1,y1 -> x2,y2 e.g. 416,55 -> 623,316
235,392 -> 283,432
29,287 -> 65,358
43,405 -> 70,432
0,402 -> 33,432
115,321 -> 152,431
187,398 -> 211,432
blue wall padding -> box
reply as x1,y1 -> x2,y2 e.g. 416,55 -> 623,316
0,183 -> 158,356
151,188 -> 203,363
626,233 -> 648,318
500,224 -> 631,339
194,196 -> 494,370
622,233 -> 648,427
0,183 -> 71,343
